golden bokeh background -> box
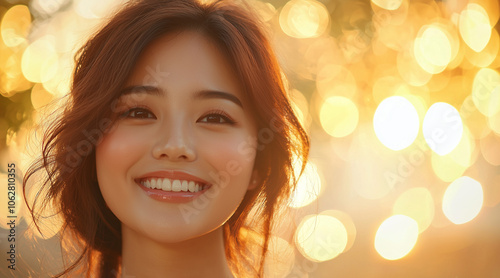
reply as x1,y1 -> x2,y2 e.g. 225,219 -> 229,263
0,0 -> 499,277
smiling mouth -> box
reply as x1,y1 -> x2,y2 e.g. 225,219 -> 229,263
136,178 -> 211,193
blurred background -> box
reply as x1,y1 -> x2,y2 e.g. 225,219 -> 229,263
0,0 -> 499,277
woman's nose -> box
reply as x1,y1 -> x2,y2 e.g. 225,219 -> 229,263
152,122 -> 196,162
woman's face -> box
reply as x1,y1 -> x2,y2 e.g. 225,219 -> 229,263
95,31 -> 258,243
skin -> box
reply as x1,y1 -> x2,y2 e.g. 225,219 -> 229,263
95,30 -> 258,277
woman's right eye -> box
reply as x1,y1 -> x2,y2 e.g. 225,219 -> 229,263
121,107 -> 156,119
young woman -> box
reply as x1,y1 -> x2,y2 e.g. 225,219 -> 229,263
23,0 -> 309,277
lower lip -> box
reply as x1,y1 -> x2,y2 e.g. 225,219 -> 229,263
137,183 -> 211,203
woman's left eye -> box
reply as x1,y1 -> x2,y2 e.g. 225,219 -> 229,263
121,107 -> 156,119
198,111 -> 235,125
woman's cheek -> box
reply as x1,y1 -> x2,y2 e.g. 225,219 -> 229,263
99,126 -> 150,158
198,131 -> 256,174
96,126 -> 148,193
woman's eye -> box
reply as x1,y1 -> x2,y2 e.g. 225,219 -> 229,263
199,112 -> 235,125
122,108 -> 156,119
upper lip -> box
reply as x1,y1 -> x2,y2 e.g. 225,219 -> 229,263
135,170 -> 210,185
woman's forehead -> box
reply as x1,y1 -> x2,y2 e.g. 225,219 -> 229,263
125,31 -> 245,100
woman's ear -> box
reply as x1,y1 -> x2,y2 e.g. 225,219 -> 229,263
248,169 -> 259,190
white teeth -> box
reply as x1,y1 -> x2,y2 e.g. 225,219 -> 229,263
162,179 -> 171,191
141,178 -> 205,193
172,180 -> 182,192
188,181 -> 196,192
181,181 -> 188,192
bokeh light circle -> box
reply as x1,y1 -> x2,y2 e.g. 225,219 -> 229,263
373,96 -> 420,151
459,3 -> 492,52
264,236 -> 295,278
1,5 -> 31,47
21,36 -> 59,83
295,214 -> 348,262
279,0 -> 329,39
374,215 -> 419,260
423,102 -> 463,156
442,176 -> 483,224
320,210 -> 357,253
413,24 -> 453,74
320,96 -> 359,138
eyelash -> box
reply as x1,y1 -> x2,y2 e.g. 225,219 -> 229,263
119,107 -> 236,125
199,109 -> 237,125
120,105 -> 155,119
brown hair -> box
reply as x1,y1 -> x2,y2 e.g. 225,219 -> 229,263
23,0 -> 309,277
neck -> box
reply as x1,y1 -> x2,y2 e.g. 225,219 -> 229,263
121,226 -> 234,278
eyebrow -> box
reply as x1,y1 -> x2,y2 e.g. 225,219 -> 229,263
120,85 -> 243,108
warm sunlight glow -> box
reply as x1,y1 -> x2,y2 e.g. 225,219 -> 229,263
295,214 -> 348,262
397,50 -> 433,86
371,0 -> 403,11
460,95 -> 492,139
0,47 -> 31,96
459,3 -> 492,52
1,5 -> 31,47
30,0 -> 67,16
21,36 -> 59,83
489,110 -> 500,135
373,96 -> 419,151
431,127 -> 473,182
290,89 -> 310,130
393,188 -> 435,233
465,27 -> 499,68
375,215 -> 419,260
1,0 -> 499,274
31,83 -> 55,110
480,132 -> 500,166
423,102 -> 463,156
316,64 -> 357,99
414,25 -> 452,74
23,170 -> 64,239
279,0 -> 329,38
320,210 -> 357,253
253,1 -> 276,22
42,56 -> 73,98
472,68 -> 500,117
320,96 -> 359,138
24,197 -> 64,240
264,236 -> 295,278
73,0 -> 126,19
442,176 -> 484,224
290,161 -> 322,208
